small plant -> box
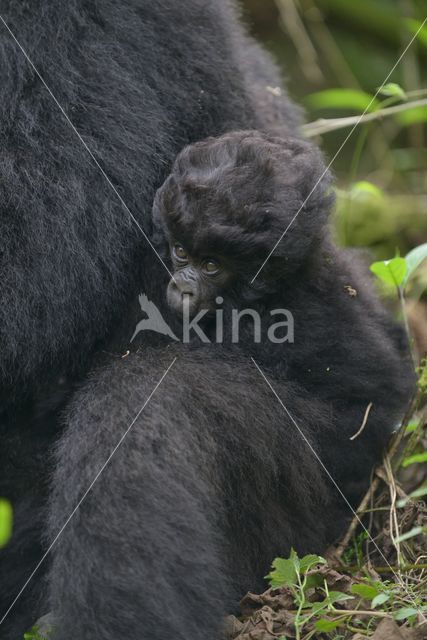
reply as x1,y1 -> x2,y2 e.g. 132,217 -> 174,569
24,629 -> 46,640
262,550 -> 427,639
24,625 -> 53,640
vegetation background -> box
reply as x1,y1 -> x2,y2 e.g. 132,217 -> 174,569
243,0 -> 427,263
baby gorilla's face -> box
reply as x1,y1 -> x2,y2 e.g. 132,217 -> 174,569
167,242 -> 233,316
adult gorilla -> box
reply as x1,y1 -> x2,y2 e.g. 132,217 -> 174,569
0,0 -> 300,636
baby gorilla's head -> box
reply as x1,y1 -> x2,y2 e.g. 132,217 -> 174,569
153,130 -> 334,317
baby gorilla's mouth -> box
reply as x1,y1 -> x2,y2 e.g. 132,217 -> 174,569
167,279 -> 198,317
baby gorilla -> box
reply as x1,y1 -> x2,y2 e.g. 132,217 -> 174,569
153,130 -> 333,324
153,130 -> 414,512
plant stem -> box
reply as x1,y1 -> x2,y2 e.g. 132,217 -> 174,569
302,98 -> 427,137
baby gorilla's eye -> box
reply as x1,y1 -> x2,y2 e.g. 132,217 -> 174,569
173,244 -> 188,262
203,259 -> 220,275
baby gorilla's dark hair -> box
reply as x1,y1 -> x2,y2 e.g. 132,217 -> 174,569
153,130 -> 334,274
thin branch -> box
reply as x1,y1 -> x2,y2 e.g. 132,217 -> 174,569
302,98 -> 427,137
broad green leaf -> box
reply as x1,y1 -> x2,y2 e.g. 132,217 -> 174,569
311,601 -> 329,615
370,257 -> 407,287
350,583 -> 379,600
404,243 -> 427,285
299,554 -> 326,573
372,593 -> 390,608
304,573 -> 324,590
402,452 -> 427,468
290,547 -> 300,574
377,83 -> 407,100
405,18 -> 427,47
327,591 -> 354,604
315,618 -> 342,632
395,526 -> 425,543
393,606 -> 424,621
350,181 -> 384,200
396,106 -> 427,126
266,556 -> 297,588
0,499 -> 12,547
305,89 -> 379,113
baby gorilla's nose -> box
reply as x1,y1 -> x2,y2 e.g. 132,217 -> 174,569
166,274 -> 199,316
174,280 -> 195,296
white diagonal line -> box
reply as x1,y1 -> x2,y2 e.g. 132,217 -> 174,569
0,357 -> 177,626
0,15 -> 174,281
251,357 -> 426,620
251,16 -> 427,283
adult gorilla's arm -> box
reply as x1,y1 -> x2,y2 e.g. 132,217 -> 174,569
0,0 -> 299,403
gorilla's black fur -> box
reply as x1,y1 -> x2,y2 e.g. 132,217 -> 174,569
0,1 -> 301,636
47,347 -> 346,640
0,2 -> 413,639
47,327 -> 411,640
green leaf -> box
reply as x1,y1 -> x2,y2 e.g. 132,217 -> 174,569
393,606 -> 422,621
290,547 -> 300,575
266,556 -> 298,588
299,554 -> 326,573
0,499 -> 12,547
405,18 -> 427,47
377,83 -> 407,100
395,526 -> 425,543
404,243 -> 427,285
370,257 -> 407,287
311,601 -> 329,615
408,484 -> 427,499
350,583 -> 379,600
372,593 -> 390,608
396,106 -> 427,126
304,573 -> 324,590
350,181 -> 384,200
397,484 -> 427,507
402,452 -> 427,468
405,421 -> 420,434
23,628 -> 45,640
315,618 -> 342,632
305,89 -> 379,113
327,591 -> 354,604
